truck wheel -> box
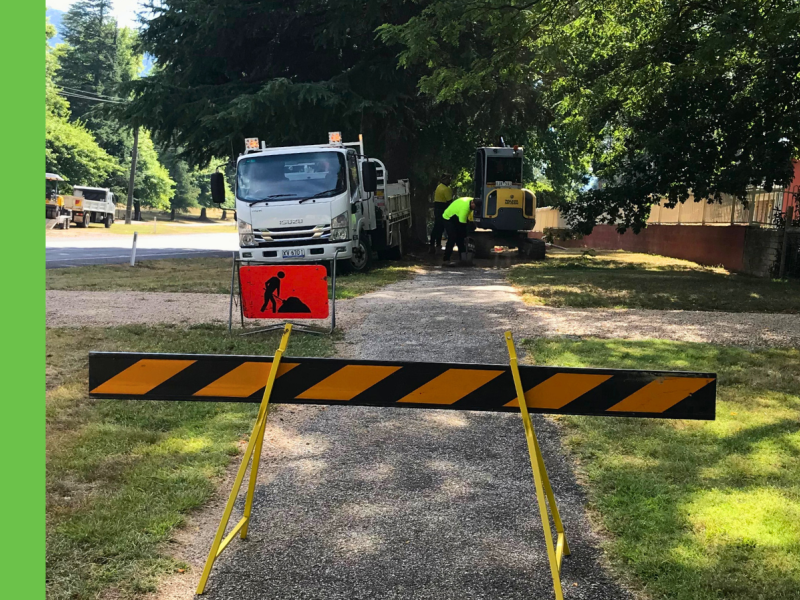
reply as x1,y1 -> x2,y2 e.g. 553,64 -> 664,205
80,213 -> 90,228
348,236 -> 373,273
104,213 -> 113,228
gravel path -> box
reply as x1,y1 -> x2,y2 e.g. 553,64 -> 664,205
199,266 -> 636,600
47,271 -> 800,348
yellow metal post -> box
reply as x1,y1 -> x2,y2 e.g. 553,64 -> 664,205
196,324 -> 293,595
504,331 -> 569,600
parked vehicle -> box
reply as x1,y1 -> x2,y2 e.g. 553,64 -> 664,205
45,173 -> 66,220
211,132 -> 412,272
65,186 -> 116,228
45,176 -> 116,229
470,143 -> 545,260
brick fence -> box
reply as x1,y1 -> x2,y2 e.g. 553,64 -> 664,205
534,224 -> 800,278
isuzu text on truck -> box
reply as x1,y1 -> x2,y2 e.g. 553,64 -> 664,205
210,133 -> 411,272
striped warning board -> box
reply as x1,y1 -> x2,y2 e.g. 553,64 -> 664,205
89,353 -> 716,420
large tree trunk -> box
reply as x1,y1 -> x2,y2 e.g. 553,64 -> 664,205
171,207 -> 176,221
222,209 -> 227,220
133,200 -> 141,221
200,207 -> 208,221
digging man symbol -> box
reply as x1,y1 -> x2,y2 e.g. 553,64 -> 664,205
261,271 -> 285,313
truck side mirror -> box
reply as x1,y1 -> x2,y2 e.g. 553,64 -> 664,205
210,172 -> 226,204
361,161 -> 377,193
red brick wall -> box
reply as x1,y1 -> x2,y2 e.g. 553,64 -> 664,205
535,224 -> 748,271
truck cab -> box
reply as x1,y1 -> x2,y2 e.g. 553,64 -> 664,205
219,133 -> 410,271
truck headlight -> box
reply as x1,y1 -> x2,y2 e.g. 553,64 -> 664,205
238,219 -> 256,247
331,211 -> 349,241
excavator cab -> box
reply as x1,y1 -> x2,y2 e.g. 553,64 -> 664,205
469,146 -> 544,259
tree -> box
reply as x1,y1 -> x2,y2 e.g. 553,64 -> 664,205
55,1 -> 174,209
548,0 -> 800,233
386,0 -> 800,233
46,19 -> 120,188
58,0 -> 121,123
123,0 -> 540,241
160,149 -> 200,219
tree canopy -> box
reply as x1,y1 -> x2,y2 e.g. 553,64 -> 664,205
46,21 -> 120,188
124,0 -> 552,236
50,1 -> 175,209
385,0 -> 800,232
119,0 -> 800,233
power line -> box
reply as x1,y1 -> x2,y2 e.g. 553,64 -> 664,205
59,85 -> 125,101
59,90 -> 127,104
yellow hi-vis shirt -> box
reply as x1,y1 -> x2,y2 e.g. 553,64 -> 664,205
442,197 -> 473,223
434,183 -> 453,203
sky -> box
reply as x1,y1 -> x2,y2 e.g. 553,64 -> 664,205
46,0 -> 145,28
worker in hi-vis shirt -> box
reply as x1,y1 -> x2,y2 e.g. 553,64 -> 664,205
442,197 -> 479,265
429,173 -> 453,254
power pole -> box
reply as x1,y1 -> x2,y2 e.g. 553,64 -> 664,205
125,125 -> 139,225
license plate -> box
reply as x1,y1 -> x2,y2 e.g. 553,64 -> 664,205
282,249 -> 305,258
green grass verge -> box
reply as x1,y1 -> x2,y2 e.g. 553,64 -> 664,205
46,257 -> 418,298
522,337 -> 800,600
46,325 -> 335,600
508,251 -> 800,313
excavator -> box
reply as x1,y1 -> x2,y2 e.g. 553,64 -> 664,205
468,143 -> 546,259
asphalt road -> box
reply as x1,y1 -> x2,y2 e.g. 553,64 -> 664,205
45,232 -> 237,268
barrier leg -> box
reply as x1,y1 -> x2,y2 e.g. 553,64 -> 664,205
504,331 -> 569,600
196,324 -> 293,595
240,403 -> 268,539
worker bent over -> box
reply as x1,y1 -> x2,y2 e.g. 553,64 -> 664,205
429,173 -> 453,253
442,197 -> 478,265
261,271 -> 285,313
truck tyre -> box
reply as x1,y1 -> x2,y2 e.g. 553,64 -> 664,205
347,235 -> 373,273
80,213 -> 90,228
104,213 -> 114,228
519,238 -> 546,260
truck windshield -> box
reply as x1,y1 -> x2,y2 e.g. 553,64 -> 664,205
237,152 -> 347,202
486,157 -> 523,184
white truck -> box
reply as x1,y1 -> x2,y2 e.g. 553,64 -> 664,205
210,133 -> 411,272
66,186 -> 116,228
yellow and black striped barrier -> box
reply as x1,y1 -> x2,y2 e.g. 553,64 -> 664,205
89,352 -> 716,420
89,327 -> 716,599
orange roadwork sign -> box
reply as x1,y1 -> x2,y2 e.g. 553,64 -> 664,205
239,265 -> 329,319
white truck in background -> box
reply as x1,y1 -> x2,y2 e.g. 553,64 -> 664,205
45,178 -> 116,229
66,186 -> 116,228
211,133 -> 411,272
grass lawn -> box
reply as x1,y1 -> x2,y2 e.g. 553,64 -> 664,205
46,325 -> 335,600
522,337 -> 800,600
46,257 -> 419,298
508,250 -> 800,313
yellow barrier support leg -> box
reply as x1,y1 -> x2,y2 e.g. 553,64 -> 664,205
196,324 -> 293,595
505,331 -> 569,600
240,401 -> 268,540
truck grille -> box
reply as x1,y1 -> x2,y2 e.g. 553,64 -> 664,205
253,224 -> 332,247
